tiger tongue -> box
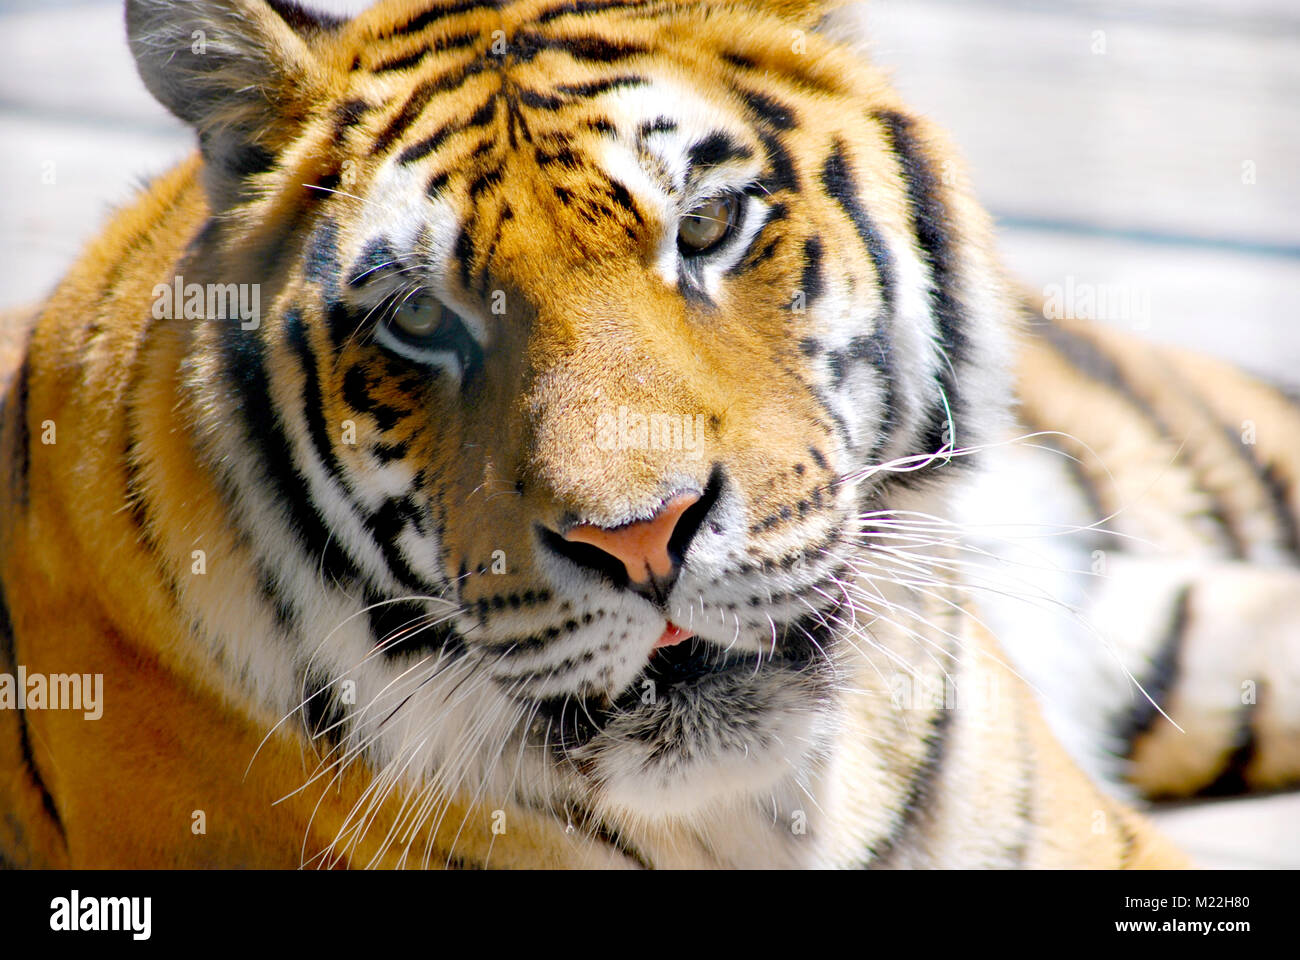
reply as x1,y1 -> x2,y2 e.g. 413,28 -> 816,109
654,621 -> 693,649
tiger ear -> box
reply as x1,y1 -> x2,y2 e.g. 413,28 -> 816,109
126,0 -> 344,207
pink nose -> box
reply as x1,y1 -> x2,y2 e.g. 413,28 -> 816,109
562,493 -> 701,585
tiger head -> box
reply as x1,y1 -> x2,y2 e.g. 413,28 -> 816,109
127,0 -> 1012,859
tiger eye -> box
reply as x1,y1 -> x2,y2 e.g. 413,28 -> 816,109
678,195 -> 737,254
392,299 -> 440,337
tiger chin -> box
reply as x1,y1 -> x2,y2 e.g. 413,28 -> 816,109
2,0 -> 1298,870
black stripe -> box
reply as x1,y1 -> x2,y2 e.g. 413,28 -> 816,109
15,702 -> 66,847
267,0 -> 347,33
756,129 -> 798,194
426,171 -> 451,197
200,133 -> 275,190
731,234 -> 779,275
257,567 -> 298,632
467,162 -> 505,198
1260,461 -> 1300,558
122,329 -> 163,547
910,396 -> 953,468
439,30 -> 482,51
366,497 -> 437,594
874,112 -> 971,480
504,92 -> 534,145
862,326 -> 900,459
492,643 -> 603,683
371,61 -> 490,154
465,97 -> 498,130
515,86 -> 566,110
535,144 -> 579,167
7,352 -> 30,507
373,82 -> 441,154
333,99 -> 371,137
301,668 -> 347,748
864,702 -> 953,866
875,112 -> 965,362
368,593 -> 460,658
1168,369 -> 1300,562
1038,320 -> 1245,558
477,617 -> 583,656
303,217 -> 340,296
454,221 -> 476,289
347,238 -> 398,288
374,30 -> 480,72
798,235 -> 823,305
99,212 -> 160,304
733,87 -> 797,130
1,588 -> 67,845
326,299 -> 365,351
564,801 -> 652,869
536,0 -> 660,24
1193,694 -> 1259,798
1118,586 -> 1190,753
687,132 -> 752,170
825,335 -> 883,387
782,364 -> 853,451
636,116 -> 676,138
817,140 -> 904,462
1038,315 -> 1133,389
222,312 -> 360,588
607,179 -> 644,225
385,0 -> 486,38
118,311 -> 206,627
398,121 -> 457,165
284,315 -> 434,601
342,364 -> 408,431
475,204 -> 512,293
0,587 -> 15,671
1007,690 -> 1035,866
374,47 -> 432,73
819,141 -> 895,312
282,316 -> 354,503
372,440 -> 410,463
513,30 -> 649,62
553,74 -> 646,99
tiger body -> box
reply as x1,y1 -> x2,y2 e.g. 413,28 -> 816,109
0,0 -> 1295,869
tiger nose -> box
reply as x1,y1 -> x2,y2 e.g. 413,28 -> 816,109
562,493 -> 702,586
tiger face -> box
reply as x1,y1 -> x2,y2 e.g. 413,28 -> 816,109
129,0 -> 1012,854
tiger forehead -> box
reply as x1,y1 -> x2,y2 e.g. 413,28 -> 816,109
327,0 -> 866,163
319,15 -> 793,293
336,13 -> 763,172
302,0 -> 901,304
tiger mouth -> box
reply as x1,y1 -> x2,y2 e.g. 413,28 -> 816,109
534,607 -> 837,756
644,635 -> 760,686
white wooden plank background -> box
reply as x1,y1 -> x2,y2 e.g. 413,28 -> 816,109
0,0 -> 1296,868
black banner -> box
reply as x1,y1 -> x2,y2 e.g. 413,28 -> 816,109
0,868 -> 1280,946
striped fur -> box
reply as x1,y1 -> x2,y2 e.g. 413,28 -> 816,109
0,0 -> 1292,868
961,313 -> 1300,802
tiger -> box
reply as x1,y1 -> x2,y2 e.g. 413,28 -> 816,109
1,0 -> 1297,869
